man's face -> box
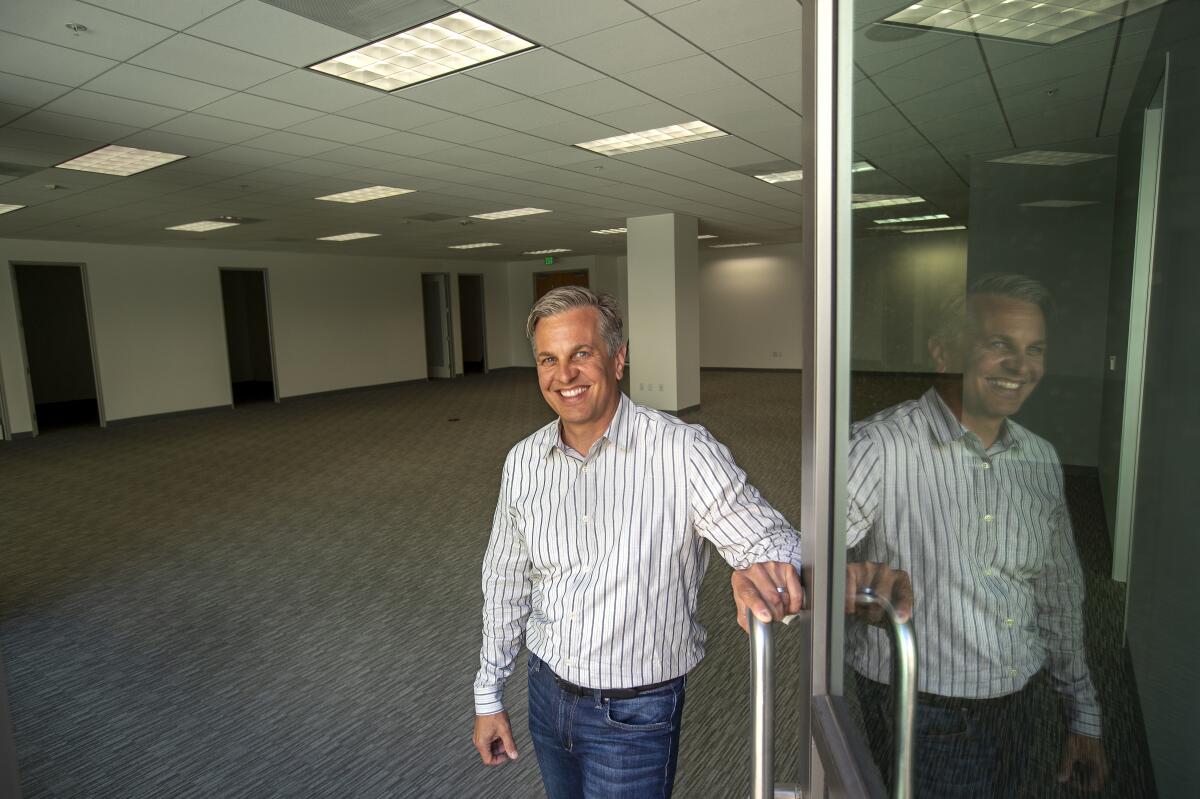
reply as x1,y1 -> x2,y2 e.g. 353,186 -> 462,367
533,306 -> 625,435
932,293 -> 1047,423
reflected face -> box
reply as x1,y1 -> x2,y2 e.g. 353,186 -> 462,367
533,307 -> 625,440
934,294 -> 1047,423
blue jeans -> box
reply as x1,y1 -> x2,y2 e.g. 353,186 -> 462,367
527,653 -> 687,799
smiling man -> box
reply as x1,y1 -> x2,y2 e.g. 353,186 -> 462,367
848,274 -> 1107,797
471,286 -> 803,798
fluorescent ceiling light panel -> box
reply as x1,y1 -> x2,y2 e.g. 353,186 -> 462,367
990,150 -> 1113,166
881,0 -> 1166,45
308,11 -> 537,91
524,248 -> 571,255
1021,199 -> 1100,207
56,145 -> 186,176
0,204 -> 25,215
576,121 -> 726,156
874,213 -> 950,224
710,242 -> 761,248
448,242 -> 501,249
315,185 -> 415,203
754,161 -> 874,183
318,232 -> 380,241
471,207 -> 551,220
852,194 -> 925,209
901,225 -> 967,233
698,234 -> 718,239
591,227 -> 627,234
166,220 -> 240,232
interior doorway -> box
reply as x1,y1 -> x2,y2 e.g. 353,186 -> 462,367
422,273 -> 454,379
10,263 -> 104,434
533,270 -> 588,301
457,274 -> 487,375
219,268 -> 277,406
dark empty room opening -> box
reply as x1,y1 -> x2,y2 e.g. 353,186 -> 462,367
220,269 -> 276,406
12,264 -> 101,432
458,274 -> 486,375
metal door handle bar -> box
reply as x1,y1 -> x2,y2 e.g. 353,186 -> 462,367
748,612 -> 800,799
856,589 -> 918,799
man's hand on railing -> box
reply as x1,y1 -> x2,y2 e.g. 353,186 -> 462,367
846,561 -> 913,625
731,561 -> 805,632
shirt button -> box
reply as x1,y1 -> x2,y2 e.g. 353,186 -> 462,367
581,515 -> 590,524
981,462 -> 991,470
582,465 -> 588,473
983,568 -> 994,576
568,612 -> 578,621
1004,618 -> 1015,627
982,514 -> 994,523
1009,668 -> 1019,677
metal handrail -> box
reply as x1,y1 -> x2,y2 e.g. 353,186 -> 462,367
855,588 -> 918,799
749,610 -> 775,799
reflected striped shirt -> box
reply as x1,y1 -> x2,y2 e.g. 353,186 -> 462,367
474,393 -> 801,715
846,388 -> 1102,737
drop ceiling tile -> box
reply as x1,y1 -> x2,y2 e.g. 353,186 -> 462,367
409,116 -> 511,144
756,73 -> 801,112
154,113 -> 273,144
130,34 -> 291,90
286,115 -> 394,144
526,117 -> 622,146
241,131 -> 341,156
203,145 -> 298,168
398,75 -> 526,115
312,146 -> 402,168
0,145 -> 62,168
257,157 -> 346,177
360,131 -> 448,156
898,74 -> 995,125
0,31 -> 118,86
116,129 -> 228,156
80,64 -> 234,111
469,49 -> 604,96
44,90 -> 181,128
620,54 -> 749,100
467,0 -> 643,45
656,0 -> 801,51
537,79 -> 654,117
473,132 -> 555,156
738,123 -> 803,162
0,0 -> 175,60
520,147 -> 598,166
198,93 -> 323,129
186,0 -> 365,67
636,0 -> 701,12
671,135 -> 779,167
711,31 -> 802,80
557,18 -> 699,74
83,0 -> 240,30
11,110 -> 140,145
0,102 -> 30,126
247,69 -> 381,113
472,99 -> 584,130
338,95 -> 454,130
0,72 -> 73,108
592,102 -> 699,133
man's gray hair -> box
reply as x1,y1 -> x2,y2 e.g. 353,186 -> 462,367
931,272 -> 1054,344
526,286 -> 625,356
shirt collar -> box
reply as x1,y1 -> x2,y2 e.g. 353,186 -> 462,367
541,393 -> 633,459
920,387 -> 1020,453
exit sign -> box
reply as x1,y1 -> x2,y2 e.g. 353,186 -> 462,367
543,256 -> 555,265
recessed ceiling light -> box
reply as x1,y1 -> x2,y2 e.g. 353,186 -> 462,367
315,185 -> 415,203
873,213 -> 950,224
308,10 -> 538,92
1020,199 -> 1101,208
524,248 -> 571,255
852,194 -> 924,210
0,203 -> 25,215
754,160 -> 875,183
576,121 -> 726,156
881,0 -> 1166,45
470,207 -> 551,220
448,242 -> 501,249
901,225 -> 967,234
710,242 -> 761,248
57,145 -> 186,176
591,227 -> 627,234
989,150 -> 1113,166
698,234 -> 718,239
318,232 -> 381,241
166,220 -> 240,232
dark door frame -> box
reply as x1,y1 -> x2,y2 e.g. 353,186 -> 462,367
218,267 -> 281,405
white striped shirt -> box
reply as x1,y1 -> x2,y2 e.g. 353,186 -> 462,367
474,393 -> 801,715
846,388 -> 1102,737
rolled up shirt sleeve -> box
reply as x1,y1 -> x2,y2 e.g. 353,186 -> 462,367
473,453 -> 532,716
687,427 -> 801,571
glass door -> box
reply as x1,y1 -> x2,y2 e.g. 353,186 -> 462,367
788,0 -> 1196,797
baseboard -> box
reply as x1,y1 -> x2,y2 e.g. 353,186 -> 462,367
700,366 -> 802,373
280,377 -> 427,401
8,431 -> 33,440
675,403 -> 701,414
106,404 -> 233,427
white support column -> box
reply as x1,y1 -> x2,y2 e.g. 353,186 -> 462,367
626,213 -> 699,413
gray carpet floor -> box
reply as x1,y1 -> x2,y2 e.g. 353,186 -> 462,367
0,370 -> 1153,797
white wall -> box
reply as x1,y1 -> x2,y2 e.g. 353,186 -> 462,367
0,238 -> 503,433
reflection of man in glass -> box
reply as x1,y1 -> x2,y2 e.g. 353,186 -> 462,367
848,274 -> 1107,796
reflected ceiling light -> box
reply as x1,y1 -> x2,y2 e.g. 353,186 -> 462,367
852,194 -> 924,209
448,242 -> 501,249
57,144 -> 186,176
308,11 -> 537,91
576,121 -> 726,156
471,207 -> 551,220
0,203 -> 25,215
698,234 -> 718,239
524,248 -> 571,254
874,213 -> 950,224
990,150 -> 1113,166
710,242 -> 761,248
318,232 -> 381,241
166,220 -> 240,232
881,0 -> 1167,45
315,185 -> 415,203
1020,199 -> 1100,207
754,160 -> 875,183
901,225 -> 967,233
590,227 -> 627,234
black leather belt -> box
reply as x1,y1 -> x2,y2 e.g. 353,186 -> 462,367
553,675 -> 675,700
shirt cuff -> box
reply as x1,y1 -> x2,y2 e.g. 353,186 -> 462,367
1069,704 -> 1103,738
474,690 -> 505,717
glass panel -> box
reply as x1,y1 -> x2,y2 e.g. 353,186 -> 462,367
838,1 -> 1200,795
